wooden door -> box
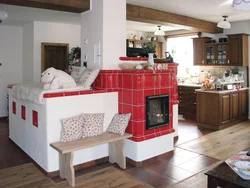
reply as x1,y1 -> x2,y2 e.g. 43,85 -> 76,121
239,89 -> 248,119
41,43 -> 69,72
221,94 -> 230,124
230,92 -> 239,121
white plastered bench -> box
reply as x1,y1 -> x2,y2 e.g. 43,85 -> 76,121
50,132 -> 132,187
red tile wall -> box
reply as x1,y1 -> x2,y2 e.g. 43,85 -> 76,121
93,64 -> 179,142
12,102 -> 16,114
32,111 -> 38,127
21,105 -> 26,120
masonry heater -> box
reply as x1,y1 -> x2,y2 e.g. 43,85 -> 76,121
146,94 -> 169,130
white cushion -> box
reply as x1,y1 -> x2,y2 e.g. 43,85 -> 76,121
79,68 -> 100,89
70,66 -> 86,83
107,113 -> 131,135
61,114 -> 84,142
81,113 -> 104,137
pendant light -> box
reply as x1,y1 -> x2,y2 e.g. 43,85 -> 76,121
154,26 -> 165,36
217,15 -> 231,29
233,0 -> 250,10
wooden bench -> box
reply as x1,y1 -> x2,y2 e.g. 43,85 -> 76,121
50,132 -> 132,187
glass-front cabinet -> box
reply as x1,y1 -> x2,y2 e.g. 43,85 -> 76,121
217,44 -> 227,65
205,43 -> 227,65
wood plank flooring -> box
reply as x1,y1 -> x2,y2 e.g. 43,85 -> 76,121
178,120 -> 250,160
0,163 -> 152,188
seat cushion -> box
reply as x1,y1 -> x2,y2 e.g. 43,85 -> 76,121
107,113 -> 131,135
61,114 -> 84,142
81,113 -> 104,137
70,66 -> 86,83
79,68 -> 100,89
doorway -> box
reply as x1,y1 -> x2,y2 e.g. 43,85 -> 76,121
41,43 -> 69,72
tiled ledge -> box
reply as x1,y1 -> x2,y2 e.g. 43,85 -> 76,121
119,57 -> 148,61
8,84 -> 118,98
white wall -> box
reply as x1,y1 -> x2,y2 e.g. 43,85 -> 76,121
22,22 -> 34,82
33,21 -> 81,81
81,0 -> 126,69
0,26 -> 23,117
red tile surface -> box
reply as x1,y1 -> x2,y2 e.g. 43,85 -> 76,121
12,102 -> 16,114
92,64 -> 179,142
21,105 -> 25,120
32,111 -> 38,127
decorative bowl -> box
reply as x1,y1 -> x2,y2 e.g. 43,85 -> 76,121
234,161 -> 250,176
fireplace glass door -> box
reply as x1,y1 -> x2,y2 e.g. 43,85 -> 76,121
146,94 -> 169,130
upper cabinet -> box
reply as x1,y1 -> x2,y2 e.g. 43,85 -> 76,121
205,43 -> 228,65
193,37 -> 210,65
228,34 -> 249,66
193,34 -> 248,66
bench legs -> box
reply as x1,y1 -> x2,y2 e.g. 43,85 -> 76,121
109,139 -> 126,169
59,152 -> 75,187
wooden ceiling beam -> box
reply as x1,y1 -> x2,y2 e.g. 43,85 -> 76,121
127,4 -> 223,34
0,0 -> 90,13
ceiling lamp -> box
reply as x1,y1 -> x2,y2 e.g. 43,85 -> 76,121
217,15 -> 231,29
0,11 -> 8,23
154,26 -> 165,36
233,0 -> 250,10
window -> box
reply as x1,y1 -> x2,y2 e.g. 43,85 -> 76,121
166,35 -> 199,77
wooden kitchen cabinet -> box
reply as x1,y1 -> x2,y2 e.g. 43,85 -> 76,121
193,37 -> 211,65
178,86 -> 200,120
196,89 -> 248,130
228,34 -> 249,66
205,43 -> 228,65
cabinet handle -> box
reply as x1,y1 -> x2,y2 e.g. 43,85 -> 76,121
194,92 -> 196,94
228,60 -> 230,64
194,103 -> 197,105
202,60 -> 204,64
179,92 -> 182,93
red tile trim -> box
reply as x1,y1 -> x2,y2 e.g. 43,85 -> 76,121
8,84 -> 15,88
32,111 -> 38,127
43,93 -> 64,98
12,102 -> 16,114
21,105 -> 26,120
119,57 -> 148,61
43,90 -> 112,98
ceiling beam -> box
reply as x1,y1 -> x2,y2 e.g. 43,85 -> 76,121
0,0 -> 90,13
127,4 -> 223,33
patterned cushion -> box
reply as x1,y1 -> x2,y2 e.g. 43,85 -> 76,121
81,113 -> 104,137
71,66 -> 86,83
107,113 -> 131,135
79,68 -> 100,89
61,115 -> 84,142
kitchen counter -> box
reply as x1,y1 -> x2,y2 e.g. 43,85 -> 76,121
178,83 -> 202,87
195,87 -> 249,94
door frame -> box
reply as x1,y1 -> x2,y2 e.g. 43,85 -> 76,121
41,42 -> 69,72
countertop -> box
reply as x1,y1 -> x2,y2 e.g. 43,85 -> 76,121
195,87 -> 249,94
178,83 -> 202,87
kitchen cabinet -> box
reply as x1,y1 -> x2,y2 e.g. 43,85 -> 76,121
178,86 -> 200,120
196,89 -> 248,130
193,34 -> 248,66
193,37 -> 211,65
228,34 -> 249,66
205,43 -> 228,65
126,39 -> 163,58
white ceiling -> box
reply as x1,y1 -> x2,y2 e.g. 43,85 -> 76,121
127,0 -> 250,23
1,0 -> 250,32
0,4 -> 81,26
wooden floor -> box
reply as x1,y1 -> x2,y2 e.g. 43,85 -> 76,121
2,119 -> 250,187
0,163 -> 152,188
172,120 -> 250,187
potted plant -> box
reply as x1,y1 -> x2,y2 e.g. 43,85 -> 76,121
231,66 -> 239,81
142,41 -> 156,66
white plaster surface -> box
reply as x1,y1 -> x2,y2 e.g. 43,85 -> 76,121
124,133 -> 174,162
9,91 -> 118,172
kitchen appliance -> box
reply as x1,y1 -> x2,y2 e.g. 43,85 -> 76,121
165,52 -> 173,62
